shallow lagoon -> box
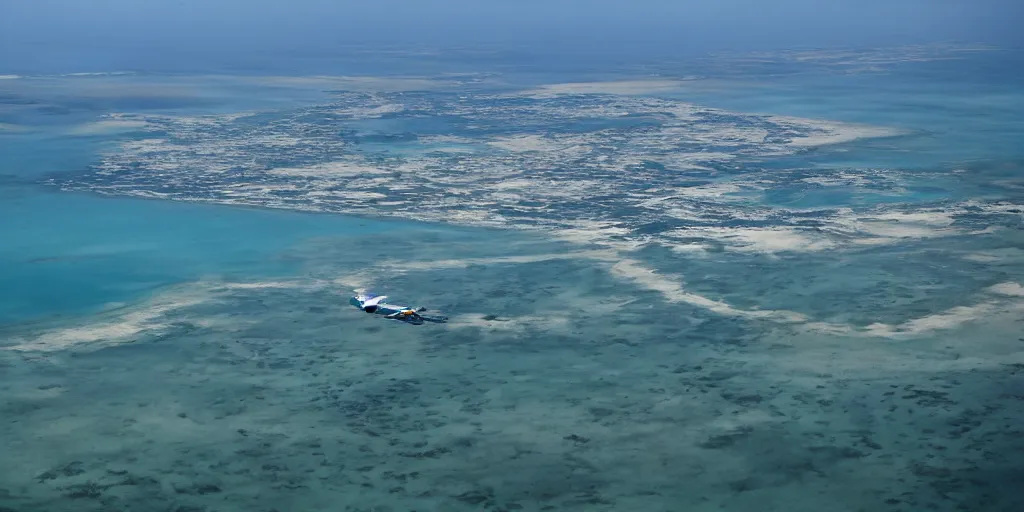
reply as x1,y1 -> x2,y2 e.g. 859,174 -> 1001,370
0,187 -> 426,325
2,47 -> 1024,512
3,225 -> 1022,511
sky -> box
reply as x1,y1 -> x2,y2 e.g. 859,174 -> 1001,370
1,0 -> 1021,74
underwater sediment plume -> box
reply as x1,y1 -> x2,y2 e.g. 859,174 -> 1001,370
2,42 -> 1024,511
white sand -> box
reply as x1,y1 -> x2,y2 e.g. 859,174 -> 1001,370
673,227 -> 837,253
521,80 -> 689,97
769,116 -> 905,148
987,282 -> 1024,297
268,161 -> 385,178
4,291 -> 206,352
236,74 -> 453,92
68,119 -> 153,136
487,135 -> 564,153
609,258 -> 809,323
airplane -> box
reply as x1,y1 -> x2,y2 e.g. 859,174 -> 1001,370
349,293 -> 448,325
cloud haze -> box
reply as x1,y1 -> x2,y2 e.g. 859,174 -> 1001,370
1,0 -> 1020,73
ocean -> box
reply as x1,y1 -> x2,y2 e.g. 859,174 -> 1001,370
1,45 -> 1022,511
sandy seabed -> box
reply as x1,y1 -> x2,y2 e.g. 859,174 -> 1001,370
2,229 -> 1023,512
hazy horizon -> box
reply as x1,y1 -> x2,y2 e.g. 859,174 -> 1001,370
2,0 -> 1022,74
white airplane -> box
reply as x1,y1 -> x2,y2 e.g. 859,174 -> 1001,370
349,293 -> 448,324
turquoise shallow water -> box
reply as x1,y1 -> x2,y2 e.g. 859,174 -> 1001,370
0,186 -> 424,324
1,48 -> 1023,512
0,74 -> 427,325
666,62 -> 1024,170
